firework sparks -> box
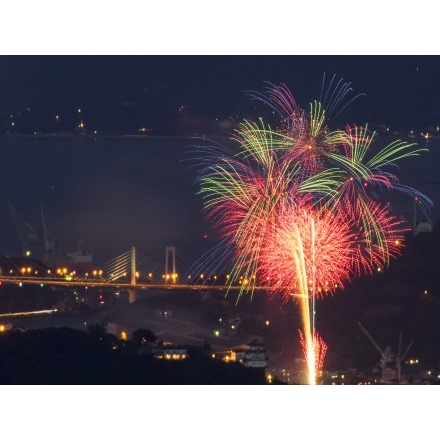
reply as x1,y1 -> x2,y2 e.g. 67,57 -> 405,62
193,77 -> 432,384
299,328 -> 328,385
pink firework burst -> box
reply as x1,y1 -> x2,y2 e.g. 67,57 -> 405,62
257,199 -> 407,302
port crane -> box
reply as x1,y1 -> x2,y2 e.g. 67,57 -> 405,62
40,204 -> 56,261
8,201 -> 38,256
356,320 -> 413,383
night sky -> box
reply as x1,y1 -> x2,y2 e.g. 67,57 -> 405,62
1,55 -> 440,131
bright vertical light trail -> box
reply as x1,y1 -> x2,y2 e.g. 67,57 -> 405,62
259,202 -> 362,384
294,219 -> 315,385
293,221 -> 314,384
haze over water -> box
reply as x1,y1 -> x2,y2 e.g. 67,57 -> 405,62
0,135 -> 214,267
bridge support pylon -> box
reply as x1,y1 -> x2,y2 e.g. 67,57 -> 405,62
165,246 -> 176,284
128,246 -> 137,303
128,288 -> 137,303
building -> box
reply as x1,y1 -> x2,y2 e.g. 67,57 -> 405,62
241,340 -> 268,368
152,344 -> 188,360
106,321 -> 137,341
224,340 -> 268,368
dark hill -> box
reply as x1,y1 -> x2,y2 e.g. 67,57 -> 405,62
0,326 -> 268,385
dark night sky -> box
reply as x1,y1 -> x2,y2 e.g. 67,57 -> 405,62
1,55 -> 440,131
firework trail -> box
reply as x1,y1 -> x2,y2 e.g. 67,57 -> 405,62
299,328 -> 328,384
192,76 -> 432,384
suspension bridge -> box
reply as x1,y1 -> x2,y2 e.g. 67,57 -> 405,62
0,245 -> 269,303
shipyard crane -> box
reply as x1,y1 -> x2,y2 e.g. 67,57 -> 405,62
41,204 -> 55,261
395,332 -> 414,383
8,200 -> 38,256
356,320 -> 413,383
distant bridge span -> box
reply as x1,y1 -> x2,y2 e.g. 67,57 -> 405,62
0,246 -> 275,302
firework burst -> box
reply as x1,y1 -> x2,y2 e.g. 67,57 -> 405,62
192,76 -> 432,384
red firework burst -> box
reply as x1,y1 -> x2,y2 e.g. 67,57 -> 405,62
257,201 -> 356,301
257,199 -> 407,303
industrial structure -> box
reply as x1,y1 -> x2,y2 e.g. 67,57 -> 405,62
8,201 -> 38,257
356,320 -> 413,383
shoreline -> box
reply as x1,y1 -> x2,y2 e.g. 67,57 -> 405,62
0,132 -> 436,144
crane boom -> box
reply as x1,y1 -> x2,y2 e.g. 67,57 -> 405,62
356,320 -> 384,356
40,204 -> 55,258
400,340 -> 413,362
8,200 -> 38,256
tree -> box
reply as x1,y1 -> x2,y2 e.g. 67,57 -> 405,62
132,328 -> 157,346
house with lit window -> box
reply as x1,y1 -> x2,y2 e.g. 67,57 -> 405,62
152,344 -> 187,360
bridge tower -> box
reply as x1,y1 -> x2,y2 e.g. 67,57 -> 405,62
128,246 -> 137,303
165,246 -> 176,284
